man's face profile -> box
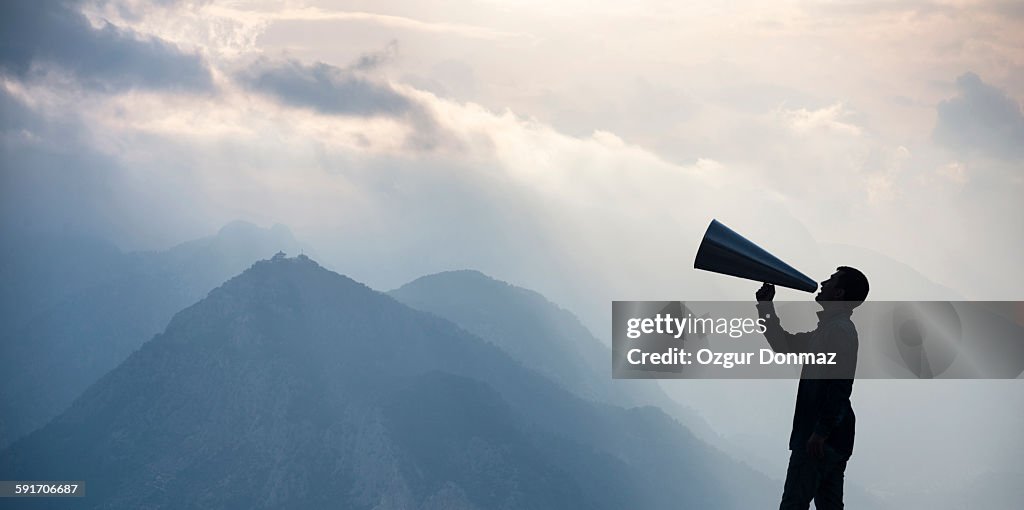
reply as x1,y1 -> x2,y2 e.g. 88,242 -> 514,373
815,272 -> 847,303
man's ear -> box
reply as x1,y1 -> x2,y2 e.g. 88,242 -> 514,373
835,288 -> 846,300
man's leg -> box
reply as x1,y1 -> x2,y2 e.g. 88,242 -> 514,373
779,450 -> 819,510
812,449 -> 848,510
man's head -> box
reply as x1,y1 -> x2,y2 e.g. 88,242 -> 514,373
816,266 -> 869,305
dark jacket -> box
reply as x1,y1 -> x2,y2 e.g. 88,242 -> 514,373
756,302 -> 859,456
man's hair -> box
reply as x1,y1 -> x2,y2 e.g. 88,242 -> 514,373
835,266 -> 869,303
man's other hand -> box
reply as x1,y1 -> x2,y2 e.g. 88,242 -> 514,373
756,283 -> 775,302
806,433 -> 826,459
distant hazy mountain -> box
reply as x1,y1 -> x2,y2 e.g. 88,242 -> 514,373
389,270 -> 631,403
388,270 -> 722,434
0,221 -> 304,448
0,231 -> 126,334
1,256 -> 773,509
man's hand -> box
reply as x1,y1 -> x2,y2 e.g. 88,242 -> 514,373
806,433 -> 826,459
756,283 -> 775,302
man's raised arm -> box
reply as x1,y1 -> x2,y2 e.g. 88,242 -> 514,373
755,283 -> 812,354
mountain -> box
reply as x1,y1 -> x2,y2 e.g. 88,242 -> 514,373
0,221 -> 304,448
389,270 -> 631,403
388,270 -> 721,433
388,270 -> 901,509
0,230 -> 126,334
1,255 -> 773,509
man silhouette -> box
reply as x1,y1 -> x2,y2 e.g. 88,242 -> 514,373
756,266 -> 869,510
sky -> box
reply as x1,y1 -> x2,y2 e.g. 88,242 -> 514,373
1,1 -> 1023,507
2,0 -> 1022,307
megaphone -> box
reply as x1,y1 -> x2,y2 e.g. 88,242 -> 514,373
694,219 -> 818,292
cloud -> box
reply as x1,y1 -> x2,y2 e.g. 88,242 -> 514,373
778,103 -> 862,136
933,72 -> 1024,160
235,56 -> 454,152
350,40 -> 399,72
202,6 -> 535,42
0,0 -> 212,92
1,6 -> 1021,509
0,82 -> 36,133
236,58 -> 413,118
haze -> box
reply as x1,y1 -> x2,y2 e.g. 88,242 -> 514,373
2,1 -> 1022,507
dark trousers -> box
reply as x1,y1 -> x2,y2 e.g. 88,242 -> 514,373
779,447 -> 848,510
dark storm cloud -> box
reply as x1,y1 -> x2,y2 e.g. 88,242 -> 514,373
933,72 -> 1024,160
0,0 -> 212,92
236,58 -> 413,117
236,56 -> 457,151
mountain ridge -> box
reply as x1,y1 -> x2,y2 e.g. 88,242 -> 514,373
2,254 -> 773,509
0,222 -> 305,448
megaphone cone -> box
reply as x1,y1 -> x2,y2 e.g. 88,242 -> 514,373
694,219 -> 818,292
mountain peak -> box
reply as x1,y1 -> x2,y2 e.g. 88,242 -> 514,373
394,269 -> 526,298
404,268 -> 495,284
216,219 -> 261,235
214,253 -> 368,301
389,268 -> 622,404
